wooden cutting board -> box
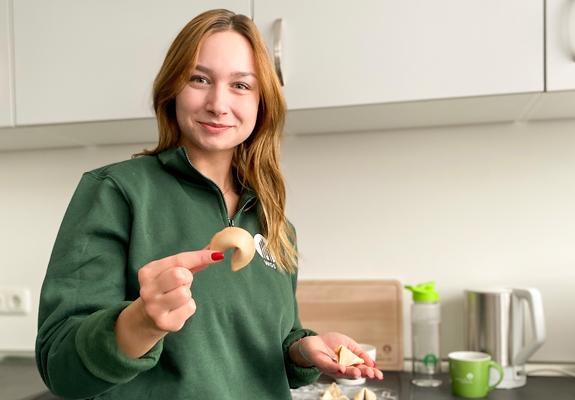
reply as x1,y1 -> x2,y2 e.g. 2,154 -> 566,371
296,280 -> 404,371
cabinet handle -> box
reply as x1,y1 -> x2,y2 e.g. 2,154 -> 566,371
273,18 -> 285,86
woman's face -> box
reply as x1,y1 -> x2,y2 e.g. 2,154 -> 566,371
176,30 -> 260,157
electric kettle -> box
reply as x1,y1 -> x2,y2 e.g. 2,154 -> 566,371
464,288 -> 545,389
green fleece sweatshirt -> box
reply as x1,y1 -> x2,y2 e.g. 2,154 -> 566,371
36,146 -> 320,399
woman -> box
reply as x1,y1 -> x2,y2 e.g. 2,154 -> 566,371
36,9 -> 383,399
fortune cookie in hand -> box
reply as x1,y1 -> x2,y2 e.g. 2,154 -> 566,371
336,345 -> 365,367
208,227 -> 255,271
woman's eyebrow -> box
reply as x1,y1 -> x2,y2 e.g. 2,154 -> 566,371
194,64 -> 256,78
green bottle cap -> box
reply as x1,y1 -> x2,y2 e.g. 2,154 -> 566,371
405,282 -> 440,302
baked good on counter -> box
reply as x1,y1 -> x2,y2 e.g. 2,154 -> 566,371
320,383 -> 348,400
320,382 -> 349,400
352,387 -> 377,400
208,227 -> 255,271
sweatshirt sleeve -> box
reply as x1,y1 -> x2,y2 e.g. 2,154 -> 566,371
282,271 -> 321,388
35,172 -> 163,399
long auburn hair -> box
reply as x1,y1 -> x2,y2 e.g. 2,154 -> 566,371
137,9 -> 297,273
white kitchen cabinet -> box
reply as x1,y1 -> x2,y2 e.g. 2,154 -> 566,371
518,0 -> 575,121
13,1 -> 250,126
255,0 -> 543,110
546,0 -> 575,91
0,0 -> 13,128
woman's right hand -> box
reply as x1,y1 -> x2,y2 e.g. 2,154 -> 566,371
115,250 -> 224,358
137,249 -> 224,333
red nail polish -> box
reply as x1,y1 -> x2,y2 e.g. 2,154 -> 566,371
211,251 -> 224,261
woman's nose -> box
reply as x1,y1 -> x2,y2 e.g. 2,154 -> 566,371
205,85 -> 229,116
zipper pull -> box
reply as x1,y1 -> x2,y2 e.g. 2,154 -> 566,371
228,218 -> 234,227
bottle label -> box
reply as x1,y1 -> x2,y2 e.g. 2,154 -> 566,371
423,353 -> 439,368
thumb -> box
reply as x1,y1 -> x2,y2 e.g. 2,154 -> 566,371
313,353 -> 343,374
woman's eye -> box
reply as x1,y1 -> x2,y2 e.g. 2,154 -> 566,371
233,82 -> 250,90
190,75 -> 209,85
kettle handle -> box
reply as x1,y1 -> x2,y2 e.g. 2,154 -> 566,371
512,288 -> 546,366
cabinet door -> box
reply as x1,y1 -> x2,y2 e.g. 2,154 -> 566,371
14,1 -> 250,125
546,0 -> 575,91
0,0 -> 13,127
255,0 -> 543,110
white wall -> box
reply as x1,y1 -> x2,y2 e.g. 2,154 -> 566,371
1,119 -> 574,363
0,143 -> 152,353
283,119 -> 575,363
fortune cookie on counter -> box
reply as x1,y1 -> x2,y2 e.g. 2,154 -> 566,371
352,388 -> 377,400
336,345 -> 365,367
208,227 -> 255,271
321,382 -> 349,400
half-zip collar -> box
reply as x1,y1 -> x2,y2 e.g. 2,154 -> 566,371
157,146 -> 257,223
157,146 -> 211,185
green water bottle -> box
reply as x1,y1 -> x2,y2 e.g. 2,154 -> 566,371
405,282 -> 443,387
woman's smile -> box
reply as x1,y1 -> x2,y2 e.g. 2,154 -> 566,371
198,121 -> 234,134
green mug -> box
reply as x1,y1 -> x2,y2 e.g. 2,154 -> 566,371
448,351 -> 504,398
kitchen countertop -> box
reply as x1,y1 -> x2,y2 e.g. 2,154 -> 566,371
359,373 -> 575,400
1,357 -> 574,400
0,357 -> 49,400
291,373 -> 575,400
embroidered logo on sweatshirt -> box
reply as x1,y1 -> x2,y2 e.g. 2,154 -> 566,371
254,234 -> 277,269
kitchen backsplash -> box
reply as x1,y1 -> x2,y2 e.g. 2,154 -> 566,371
1,118 -> 574,363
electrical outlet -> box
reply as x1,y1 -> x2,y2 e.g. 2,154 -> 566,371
0,287 -> 31,315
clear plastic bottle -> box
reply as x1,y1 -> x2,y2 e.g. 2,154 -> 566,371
405,282 -> 442,387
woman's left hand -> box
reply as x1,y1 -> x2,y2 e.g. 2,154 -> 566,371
291,332 -> 384,380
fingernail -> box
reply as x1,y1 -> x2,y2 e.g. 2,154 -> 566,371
211,251 -> 225,261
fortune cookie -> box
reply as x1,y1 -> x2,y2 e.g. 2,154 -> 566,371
208,227 -> 255,271
321,382 -> 349,400
336,345 -> 365,367
352,388 -> 376,400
